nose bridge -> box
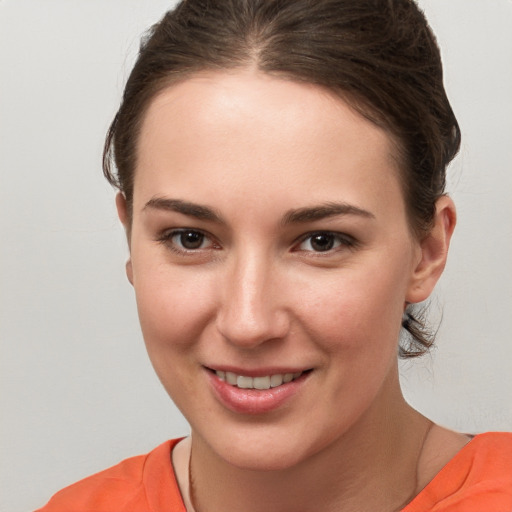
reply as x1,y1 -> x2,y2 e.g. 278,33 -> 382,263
216,245 -> 288,347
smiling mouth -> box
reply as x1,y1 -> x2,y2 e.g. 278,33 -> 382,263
212,370 -> 309,390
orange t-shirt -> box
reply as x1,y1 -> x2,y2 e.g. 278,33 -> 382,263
36,432 -> 512,512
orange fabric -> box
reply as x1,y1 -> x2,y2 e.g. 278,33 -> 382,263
35,439 -> 186,512
36,432 -> 512,512
403,432 -> 512,512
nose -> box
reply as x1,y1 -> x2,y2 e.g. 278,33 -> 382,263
215,250 -> 290,349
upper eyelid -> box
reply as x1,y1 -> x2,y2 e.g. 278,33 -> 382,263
295,230 -> 355,244
159,227 -> 210,237
292,231 -> 358,253
157,228 -> 216,245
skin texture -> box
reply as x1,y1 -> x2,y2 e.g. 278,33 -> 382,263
117,71 -> 461,511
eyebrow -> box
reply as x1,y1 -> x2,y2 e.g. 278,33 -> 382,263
143,197 -> 225,223
143,197 -> 374,225
281,202 -> 375,225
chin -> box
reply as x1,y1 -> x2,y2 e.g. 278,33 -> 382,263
200,425 -> 334,473
222,446 -> 306,472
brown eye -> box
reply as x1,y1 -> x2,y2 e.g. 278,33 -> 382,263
175,230 -> 205,250
157,228 -> 220,257
309,234 -> 335,252
297,232 -> 355,253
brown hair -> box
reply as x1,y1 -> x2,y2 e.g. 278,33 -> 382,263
103,0 -> 461,357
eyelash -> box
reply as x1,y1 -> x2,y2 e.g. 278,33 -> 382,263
294,231 -> 358,254
157,229 -> 357,256
156,229 -> 219,255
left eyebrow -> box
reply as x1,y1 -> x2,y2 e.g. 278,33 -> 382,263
281,202 -> 375,225
143,197 -> 225,224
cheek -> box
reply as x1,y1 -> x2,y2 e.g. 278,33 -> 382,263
132,265 -> 220,403
295,266 -> 408,421
296,264 -> 407,353
133,263 -> 218,353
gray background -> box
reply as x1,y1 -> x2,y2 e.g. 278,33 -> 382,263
1,1 -> 511,511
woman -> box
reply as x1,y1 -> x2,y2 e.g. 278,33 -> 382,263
37,0 -> 512,511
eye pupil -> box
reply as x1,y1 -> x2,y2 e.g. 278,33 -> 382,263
311,234 -> 334,251
180,231 -> 204,249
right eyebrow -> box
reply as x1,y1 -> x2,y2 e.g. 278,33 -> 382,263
143,197 -> 225,223
281,202 -> 375,225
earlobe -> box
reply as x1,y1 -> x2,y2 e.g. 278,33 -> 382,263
406,195 -> 456,304
126,259 -> 134,285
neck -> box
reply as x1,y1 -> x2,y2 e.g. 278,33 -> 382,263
185,378 -> 431,512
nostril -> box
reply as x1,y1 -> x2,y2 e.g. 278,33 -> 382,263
216,302 -> 291,348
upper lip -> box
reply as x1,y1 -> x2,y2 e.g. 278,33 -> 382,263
205,365 -> 312,377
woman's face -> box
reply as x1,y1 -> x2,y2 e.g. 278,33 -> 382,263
124,71 -> 429,470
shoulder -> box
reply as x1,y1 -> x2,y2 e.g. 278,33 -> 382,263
405,432 -> 512,512
465,431 -> 512,465
460,432 -> 512,495
453,431 -> 512,485
35,439 -> 186,512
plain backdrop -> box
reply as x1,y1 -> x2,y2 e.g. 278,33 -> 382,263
1,1 -> 511,511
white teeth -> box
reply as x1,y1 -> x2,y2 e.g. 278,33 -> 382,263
270,374 -> 283,387
237,375 -> 253,388
226,372 -> 237,385
215,370 -> 304,389
253,376 -> 271,390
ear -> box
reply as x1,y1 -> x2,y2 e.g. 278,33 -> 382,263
406,195 -> 456,304
115,193 -> 134,286
116,192 -> 129,227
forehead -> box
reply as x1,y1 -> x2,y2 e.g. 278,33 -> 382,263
134,71 -> 403,218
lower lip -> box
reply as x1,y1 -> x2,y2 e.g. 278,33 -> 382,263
206,370 -> 309,415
